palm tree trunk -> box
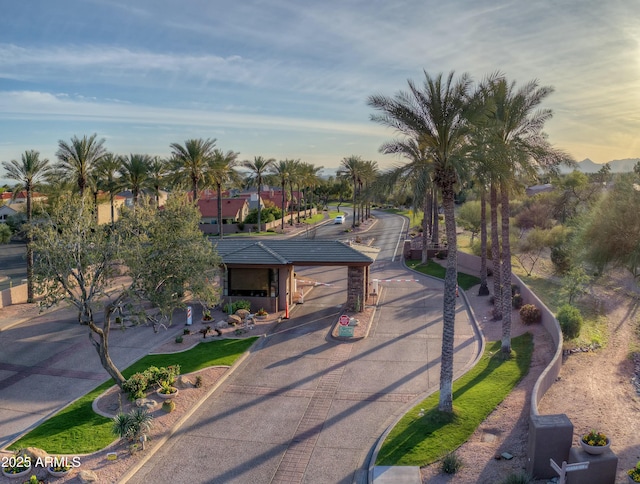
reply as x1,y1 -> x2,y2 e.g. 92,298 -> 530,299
192,178 -> 199,203
296,183 -> 301,222
257,175 -> 262,232
217,182 -> 223,239
490,182 -> 502,319
478,190 -> 490,296
281,179 -> 286,230
26,185 -> 34,303
110,193 -> 115,226
438,182 -> 458,413
352,176 -> 357,229
432,189 -> 439,246
422,189 -> 429,263
500,179 -> 512,354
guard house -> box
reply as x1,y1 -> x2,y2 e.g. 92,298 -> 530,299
213,240 -> 375,313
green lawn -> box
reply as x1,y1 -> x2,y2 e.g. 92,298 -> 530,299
9,337 -> 257,454
376,333 -> 533,466
406,259 -> 481,290
301,213 -> 326,224
383,208 -> 423,228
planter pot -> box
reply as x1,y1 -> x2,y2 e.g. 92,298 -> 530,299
156,389 -> 178,400
48,467 -> 71,477
255,315 -> 268,321
580,438 -> 610,455
2,465 -> 32,479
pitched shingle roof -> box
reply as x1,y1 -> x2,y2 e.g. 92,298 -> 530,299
213,240 -> 374,266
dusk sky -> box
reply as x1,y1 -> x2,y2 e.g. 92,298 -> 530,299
1,0 -> 639,182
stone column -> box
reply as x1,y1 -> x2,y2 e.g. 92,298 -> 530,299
347,265 -> 365,312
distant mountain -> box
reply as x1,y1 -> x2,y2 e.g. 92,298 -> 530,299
559,157 -> 640,174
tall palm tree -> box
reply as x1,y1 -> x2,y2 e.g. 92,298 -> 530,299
2,150 -> 52,302
242,156 -> 275,231
148,156 -> 169,208
369,71 -> 475,413
93,153 -> 123,225
360,160 -> 379,221
270,160 -> 296,230
299,162 -> 324,214
169,138 -> 217,202
56,133 -> 107,196
484,77 -> 570,354
338,156 -> 364,229
207,149 -> 239,238
381,139 -> 434,263
120,154 -> 151,207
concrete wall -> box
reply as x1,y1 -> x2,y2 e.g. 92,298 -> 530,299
0,283 -> 28,308
456,251 -> 563,415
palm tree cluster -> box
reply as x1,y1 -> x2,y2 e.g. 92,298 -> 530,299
2,135 -> 348,297
369,71 -> 571,412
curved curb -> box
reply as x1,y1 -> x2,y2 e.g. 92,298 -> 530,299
118,338 -> 261,484
91,365 -> 230,419
365,259 -> 485,483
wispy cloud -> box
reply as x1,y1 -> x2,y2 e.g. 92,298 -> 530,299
0,90 -> 387,137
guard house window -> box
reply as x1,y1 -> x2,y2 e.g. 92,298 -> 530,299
228,268 -> 278,297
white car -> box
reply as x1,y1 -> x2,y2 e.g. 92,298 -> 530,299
334,215 -> 345,224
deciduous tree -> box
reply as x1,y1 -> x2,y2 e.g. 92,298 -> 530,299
30,195 -> 220,387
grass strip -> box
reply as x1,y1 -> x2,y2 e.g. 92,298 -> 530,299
376,333 -> 533,466
9,337 -> 257,454
406,259 -> 481,290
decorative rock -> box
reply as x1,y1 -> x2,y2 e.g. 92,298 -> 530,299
227,314 -> 242,326
134,398 -> 157,411
215,320 -> 229,329
19,446 -> 49,462
177,375 -> 192,388
78,470 -> 99,482
235,309 -> 250,319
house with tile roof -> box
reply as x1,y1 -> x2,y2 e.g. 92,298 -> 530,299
198,197 -> 249,225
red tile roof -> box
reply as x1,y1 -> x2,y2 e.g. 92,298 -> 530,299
197,198 -> 248,218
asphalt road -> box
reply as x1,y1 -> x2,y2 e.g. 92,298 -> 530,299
0,301 -> 190,449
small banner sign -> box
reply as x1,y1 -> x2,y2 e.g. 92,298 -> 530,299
338,326 -> 354,337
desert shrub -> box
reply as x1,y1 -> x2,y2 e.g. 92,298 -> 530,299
122,372 -> 149,399
232,300 -> 251,312
512,293 -> 524,309
175,335 -> 183,344
557,304 -> 583,339
194,375 -> 203,388
551,246 -> 571,274
112,407 -> 153,441
123,365 -> 181,399
0,223 -> 11,244
519,304 -> 542,325
441,452 -> 463,474
499,470 -> 533,484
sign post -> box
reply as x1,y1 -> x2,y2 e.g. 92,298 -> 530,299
186,306 -> 192,325
550,458 -> 589,484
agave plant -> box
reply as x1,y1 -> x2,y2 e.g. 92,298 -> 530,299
112,408 -> 153,442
